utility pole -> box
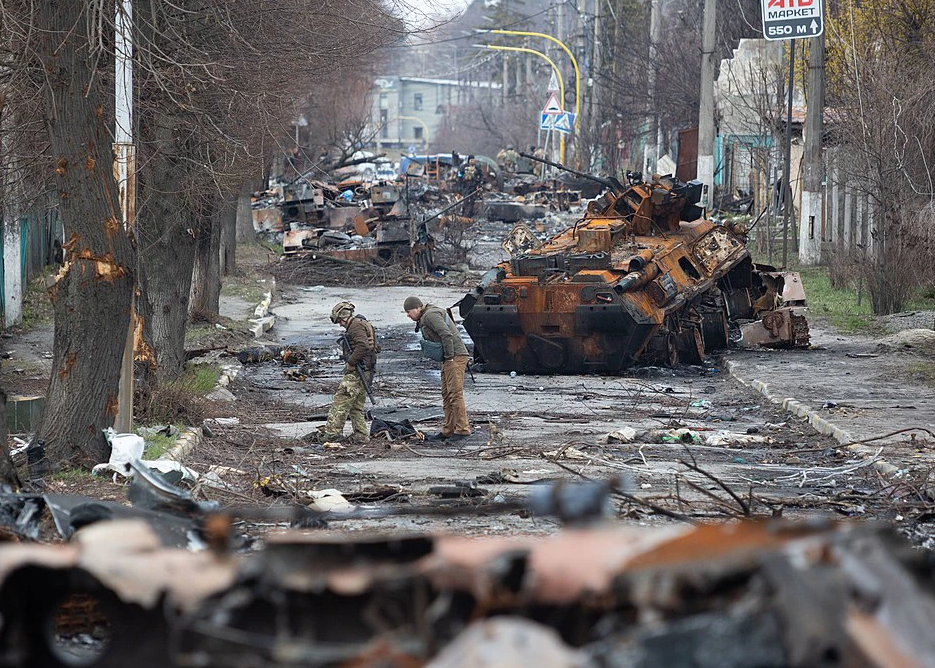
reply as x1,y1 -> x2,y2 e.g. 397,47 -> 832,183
798,33 -> 824,265
697,0 -> 716,209
557,1 -> 564,50
781,40 -> 795,268
115,0 -> 136,433
590,0 -> 602,170
502,53 -> 509,104
647,0 -> 661,176
515,51 -> 523,94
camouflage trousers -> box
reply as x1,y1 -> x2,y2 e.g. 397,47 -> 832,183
324,371 -> 370,437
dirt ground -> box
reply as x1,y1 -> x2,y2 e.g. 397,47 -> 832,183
4,237 -> 935,545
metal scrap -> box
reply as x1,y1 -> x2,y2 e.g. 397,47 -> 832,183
0,520 -> 933,667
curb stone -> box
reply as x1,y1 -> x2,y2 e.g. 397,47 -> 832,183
99,286 -> 271,476
725,360 -> 901,478
248,282 -> 276,337
164,427 -> 200,462
161,312 -> 251,465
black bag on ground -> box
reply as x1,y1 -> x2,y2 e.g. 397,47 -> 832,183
370,418 -> 417,440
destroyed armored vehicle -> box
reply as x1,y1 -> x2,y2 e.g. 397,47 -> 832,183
460,165 -> 808,373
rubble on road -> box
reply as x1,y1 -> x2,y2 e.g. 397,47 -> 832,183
1,517 -> 934,667
258,155 -> 589,280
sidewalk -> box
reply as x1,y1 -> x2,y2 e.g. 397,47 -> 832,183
725,322 -> 935,476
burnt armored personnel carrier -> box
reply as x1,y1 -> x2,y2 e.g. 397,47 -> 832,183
459,161 -> 808,374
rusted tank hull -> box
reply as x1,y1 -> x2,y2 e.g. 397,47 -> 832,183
461,173 -> 808,374
465,300 -> 660,373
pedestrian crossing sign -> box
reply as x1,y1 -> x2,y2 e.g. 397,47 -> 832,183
547,71 -> 560,93
540,113 -> 556,130
552,111 -> 576,134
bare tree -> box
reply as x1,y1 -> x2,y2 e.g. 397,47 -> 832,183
300,71 -> 388,172
31,2 -> 136,466
0,0 -> 412,467
131,0 -> 408,381
825,0 -> 935,313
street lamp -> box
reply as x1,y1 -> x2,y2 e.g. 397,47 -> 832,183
481,28 -> 581,138
475,44 -> 567,164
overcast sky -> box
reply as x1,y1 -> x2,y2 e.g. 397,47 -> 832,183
401,0 -> 470,29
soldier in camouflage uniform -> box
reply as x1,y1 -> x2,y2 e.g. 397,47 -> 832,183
319,301 -> 377,444
532,146 -> 546,179
496,145 -> 519,172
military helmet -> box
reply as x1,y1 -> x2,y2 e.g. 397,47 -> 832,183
330,300 -> 355,324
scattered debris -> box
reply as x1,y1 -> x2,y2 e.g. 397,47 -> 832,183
306,488 -> 355,513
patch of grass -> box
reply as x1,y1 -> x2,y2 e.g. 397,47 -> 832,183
906,361 -> 935,387
251,241 -> 282,258
185,324 -> 215,345
141,433 -> 174,459
135,363 -> 219,425
220,282 -> 268,305
52,468 -> 91,482
179,364 -> 222,394
904,291 -> 935,312
22,269 -> 56,329
240,241 -> 280,262
793,266 -> 877,333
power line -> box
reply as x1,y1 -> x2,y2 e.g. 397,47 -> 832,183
384,1 -> 564,48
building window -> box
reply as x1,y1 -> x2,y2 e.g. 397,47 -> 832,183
380,109 -> 388,139
413,93 -> 423,111
436,105 -> 444,114
413,126 -> 423,140
379,93 -> 388,110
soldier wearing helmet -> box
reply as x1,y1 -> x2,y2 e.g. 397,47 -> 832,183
317,301 -> 377,443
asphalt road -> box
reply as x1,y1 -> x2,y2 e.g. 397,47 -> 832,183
232,283 -> 904,535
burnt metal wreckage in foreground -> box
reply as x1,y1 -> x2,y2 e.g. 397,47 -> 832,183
460,154 -> 809,374
0,509 -> 933,667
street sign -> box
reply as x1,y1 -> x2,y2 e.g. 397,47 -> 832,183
762,0 -> 823,40
547,71 -> 560,93
541,92 -> 562,115
540,113 -> 556,131
552,111 -> 576,135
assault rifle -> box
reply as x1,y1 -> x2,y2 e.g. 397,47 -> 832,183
340,332 -> 377,405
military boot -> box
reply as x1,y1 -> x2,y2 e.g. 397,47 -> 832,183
301,430 -> 343,444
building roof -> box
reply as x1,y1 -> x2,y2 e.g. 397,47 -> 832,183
398,76 -> 501,89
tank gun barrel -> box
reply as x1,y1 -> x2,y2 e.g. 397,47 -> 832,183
421,187 -> 484,225
519,152 -> 623,193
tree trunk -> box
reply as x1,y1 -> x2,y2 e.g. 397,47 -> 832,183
235,179 -> 256,244
36,0 -> 136,467
219,196 -> 237,277
137,114 -> 198,380
190,197 -> 221,317
0,379 -> 20,490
